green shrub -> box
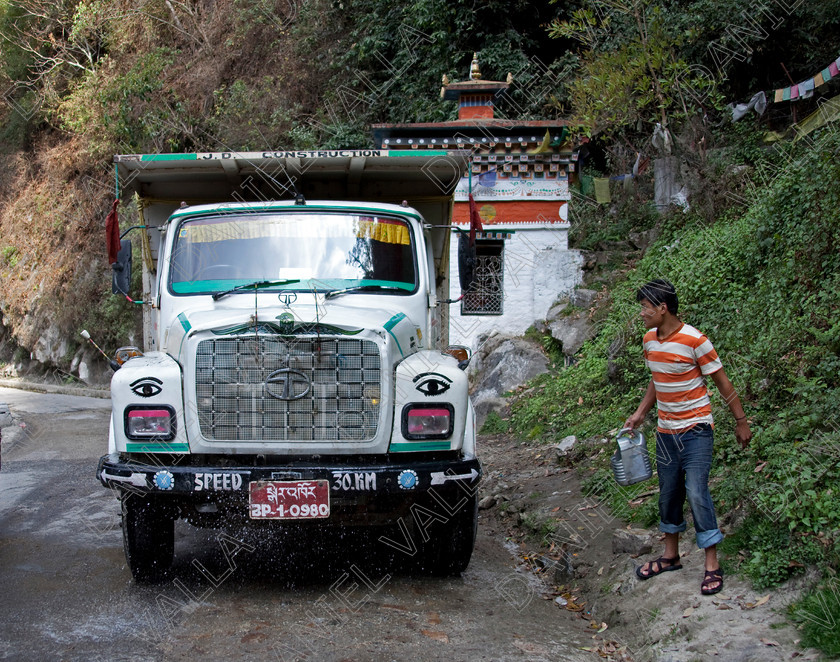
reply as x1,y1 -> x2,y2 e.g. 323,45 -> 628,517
1,246 -> 19,267
480,411 -> 509,435
791,582 -> 840,657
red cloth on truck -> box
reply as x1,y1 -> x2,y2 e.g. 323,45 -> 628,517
106,200 -> 120,264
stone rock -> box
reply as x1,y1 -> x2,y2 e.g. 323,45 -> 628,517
570,288 -> 599,309
579,250 -> 597,271
628,228 -> 660,252
548,313 -> 596,357
611,528 -> 654,556
553,554 -> 575,583
478,495 -> 496,510
545,302 -> 569,322
70,347 -> 84,374
555,435 -> 577,458
469,333 -> 549,429
32,323 -> 69,366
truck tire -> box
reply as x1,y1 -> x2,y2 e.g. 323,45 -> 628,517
420,494 -> 478,576
122,495 -> 174,582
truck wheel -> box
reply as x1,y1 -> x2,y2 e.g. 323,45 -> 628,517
122,495 -> 174,582
421,495 -> 478,576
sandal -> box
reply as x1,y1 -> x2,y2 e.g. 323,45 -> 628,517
635,555 -> 683,580
701,568 -> 724,595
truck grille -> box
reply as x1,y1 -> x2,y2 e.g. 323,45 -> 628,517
194,337 -> 381,441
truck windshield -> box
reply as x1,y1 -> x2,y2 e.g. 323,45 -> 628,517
169,212 -> 417,296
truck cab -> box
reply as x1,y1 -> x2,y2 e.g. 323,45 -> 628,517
97,150 -> 481,580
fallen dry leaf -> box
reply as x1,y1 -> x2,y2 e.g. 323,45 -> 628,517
761,638 -> 780,647
716,604 -> 733,610
683,607 -> 694,618
754,461 -> 767,473
421,630 -> 449,643
578,396 -> 584,405
753,594 -> 771,608
427,612 -> 441,625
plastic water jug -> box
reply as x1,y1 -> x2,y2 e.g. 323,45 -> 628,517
611,427 -> 653,486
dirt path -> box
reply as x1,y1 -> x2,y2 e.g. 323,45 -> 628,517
477,432 -> 826,661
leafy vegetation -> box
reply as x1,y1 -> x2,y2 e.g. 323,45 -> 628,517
548,0 -> 723,137
790,581 -> 840,657
510,128 -> 840,600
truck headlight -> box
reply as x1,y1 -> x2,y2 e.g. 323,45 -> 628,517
401,404 -> 454,440
124,406 -> 177,441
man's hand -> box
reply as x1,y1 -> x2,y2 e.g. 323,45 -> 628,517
624,411 -> 646,431
735,419 -> 752,449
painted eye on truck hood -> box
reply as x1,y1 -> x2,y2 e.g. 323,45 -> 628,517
130,377 -> 163,398
413,372 -> 452,396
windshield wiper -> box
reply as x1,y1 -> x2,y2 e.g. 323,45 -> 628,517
324,284 -> 406,300
212,279 -> 300,301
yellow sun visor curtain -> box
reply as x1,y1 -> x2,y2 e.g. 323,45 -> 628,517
178,216 -> 411,245
355,217 -> 411,246
179,218 -> 296,243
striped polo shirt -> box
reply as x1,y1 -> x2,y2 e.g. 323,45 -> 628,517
643,323 -> 723,432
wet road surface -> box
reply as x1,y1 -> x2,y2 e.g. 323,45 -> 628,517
0,386 -> 590,661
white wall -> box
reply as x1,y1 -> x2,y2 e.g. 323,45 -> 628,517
447,226 -> 584,350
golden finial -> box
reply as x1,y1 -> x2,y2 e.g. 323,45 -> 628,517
506,72 -> 513,85
470,53 -> 481,80
442,73 -> 450,86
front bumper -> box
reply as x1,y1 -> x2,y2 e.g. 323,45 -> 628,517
97,452 -> 481,525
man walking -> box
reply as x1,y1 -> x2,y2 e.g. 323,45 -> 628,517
624,279 -> 752,595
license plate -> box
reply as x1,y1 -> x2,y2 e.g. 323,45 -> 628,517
248,480 -> 330,520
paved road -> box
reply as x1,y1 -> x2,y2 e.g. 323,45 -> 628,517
0,387 -> 590,661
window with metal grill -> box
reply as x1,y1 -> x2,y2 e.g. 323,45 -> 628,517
461,240 -> 504,316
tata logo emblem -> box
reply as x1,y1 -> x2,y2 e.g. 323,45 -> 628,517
265,368 -> 311,401
278,292 -> 297,307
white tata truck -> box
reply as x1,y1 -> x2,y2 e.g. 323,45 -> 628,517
96,150 -> 481,581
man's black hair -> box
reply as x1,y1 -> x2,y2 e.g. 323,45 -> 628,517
636,279 -> 678,314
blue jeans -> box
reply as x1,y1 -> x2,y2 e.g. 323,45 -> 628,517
656,424 -> 723,549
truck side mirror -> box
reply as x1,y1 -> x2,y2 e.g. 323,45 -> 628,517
457,232 -> 476,293
112,239 -> 132,296
444,345 -> 471,370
